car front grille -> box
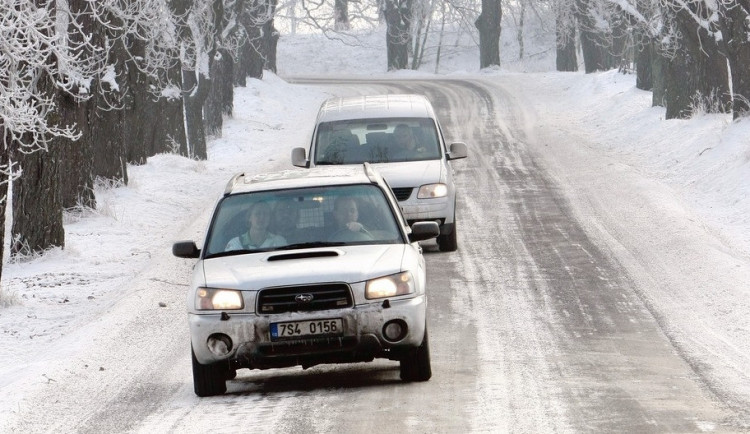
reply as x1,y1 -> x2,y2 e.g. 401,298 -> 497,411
257,284 -> 353,314
391,187 -> 413,201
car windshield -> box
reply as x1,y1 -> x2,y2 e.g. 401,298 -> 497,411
314,117 -> 442,165
202,184 -> 404,258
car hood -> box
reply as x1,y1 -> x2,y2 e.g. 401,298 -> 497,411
200,244 -> 406,289
371,160 -> 444,188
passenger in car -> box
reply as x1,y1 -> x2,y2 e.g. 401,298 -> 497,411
226,201 -> 287,250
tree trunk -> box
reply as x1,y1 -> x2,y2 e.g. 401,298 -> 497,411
247,22 -> 265,79
123,38 -> 166,165
475,0 -> 502,68
555,6 -> 577,72
90,88 -> 128,184
205,49 -> 234,137
57,93 -> 95,210
663,6 -> 730,119
576,0 -> 610,73
384,0 -> 412,70
335,0 -> 350,30
232,0 -> 250,86
434,1 -> 446,73
517,2 -> 525,59
610,10 -> 630,71
11,140 -> 64,255
718,0 -> 750,119
235,35 -> 253,85
0,134 -> 8,279
240,0 -> 278,79
651,44 -> 667,107
635,36 -> 653,91
182,69 -> 209,159
11,64 -> 66,256
264,20 -> 280,73
57,0 -> 95,209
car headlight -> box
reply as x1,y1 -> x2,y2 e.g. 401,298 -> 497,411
195,287 -> 244,310
417,183 -> 448,199
365,272 -> 415,299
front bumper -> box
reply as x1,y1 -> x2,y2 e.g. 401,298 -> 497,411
190,295 -> 426,369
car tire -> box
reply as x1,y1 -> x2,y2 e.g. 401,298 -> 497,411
437,221 -> 458,252
191,346 -> 227,397
400,328 -> 432,382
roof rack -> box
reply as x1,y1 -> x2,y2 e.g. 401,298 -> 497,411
224,172 -> 245,196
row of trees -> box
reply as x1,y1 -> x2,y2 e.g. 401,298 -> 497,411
2,0 -> 748,284
554,0 -> 750,120
0,0 -> 281,283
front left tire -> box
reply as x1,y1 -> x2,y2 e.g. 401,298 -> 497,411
437,221 -> 458,252
191,346 -> 227,397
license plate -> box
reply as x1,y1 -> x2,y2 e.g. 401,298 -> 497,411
270,318 -> 343,341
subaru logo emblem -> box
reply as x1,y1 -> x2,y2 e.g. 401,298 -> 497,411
295,293 -> 314,303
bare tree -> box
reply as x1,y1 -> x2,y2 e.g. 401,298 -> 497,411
169,0 -> 227,159
555,0 -> 578,71
335,0 -> 351,30
235,0 -> 279,80
384,0 -> 413,70
475,0 -> 502,68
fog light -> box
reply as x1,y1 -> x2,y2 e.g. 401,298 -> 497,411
383,320 -> 407,342
207,334 -> 233,356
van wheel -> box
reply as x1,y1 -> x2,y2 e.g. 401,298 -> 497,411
437,223 -> 458,252
400,329 -> 432,382
191,346 -> 227,397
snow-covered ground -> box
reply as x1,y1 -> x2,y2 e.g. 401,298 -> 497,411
1,26 -> 748,419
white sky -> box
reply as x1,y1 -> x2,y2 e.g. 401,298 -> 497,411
1,25 -> 748,420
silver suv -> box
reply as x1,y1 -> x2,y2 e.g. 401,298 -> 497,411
292,94 -> 468,251
173,164 -> 439,396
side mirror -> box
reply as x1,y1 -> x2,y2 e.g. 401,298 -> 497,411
173,241 -> 201,259
292,147 -> 309,168
408,221 -> 440,243
447,142 -> 468,160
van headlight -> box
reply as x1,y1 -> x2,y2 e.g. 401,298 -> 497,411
365,272 -> 415,299
196,288 -> 244,310
417,183 -> 448,198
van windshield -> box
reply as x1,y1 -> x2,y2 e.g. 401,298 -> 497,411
314,117 -> 442,165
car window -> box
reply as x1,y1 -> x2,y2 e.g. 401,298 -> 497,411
203,184 -> 404,258
314,117 -> 442,164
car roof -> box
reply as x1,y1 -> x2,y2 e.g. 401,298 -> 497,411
316,94 -> 437,122
224,164 -> 385,195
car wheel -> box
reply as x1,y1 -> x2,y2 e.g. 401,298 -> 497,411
400,328 -> 432,382
437,222 -> 458,252
191,346 -> 227,397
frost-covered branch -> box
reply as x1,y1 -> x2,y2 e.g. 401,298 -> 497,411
0,0 -> 99,154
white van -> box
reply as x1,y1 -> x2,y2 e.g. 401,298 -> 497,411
292,94 -> 468,251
